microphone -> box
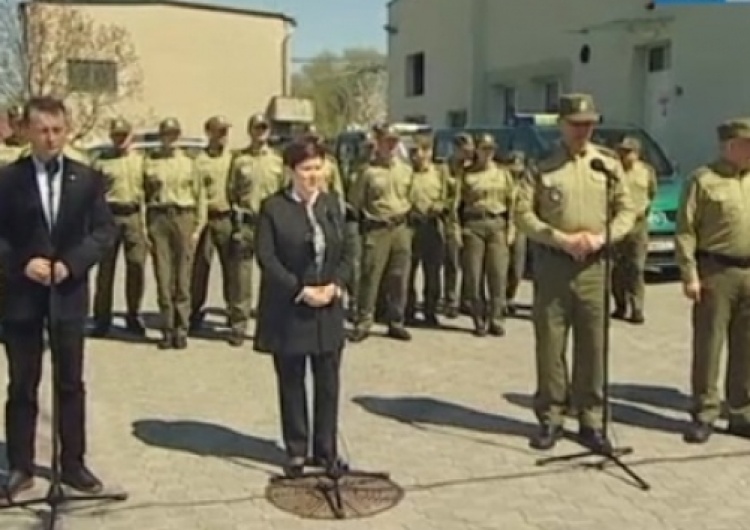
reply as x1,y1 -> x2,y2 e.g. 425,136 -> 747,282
589,158 -> 617,181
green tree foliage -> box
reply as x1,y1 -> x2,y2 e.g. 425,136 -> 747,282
291,48 -> 386,137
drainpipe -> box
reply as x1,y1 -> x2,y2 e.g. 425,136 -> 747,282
281,23 -> 293,95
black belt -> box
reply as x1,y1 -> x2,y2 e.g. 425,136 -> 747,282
208,210 -> 231,221
147,205 -> 196,215
108,203 -> 140,216
696,250 -> 750,268
361,215 -> 407,230
462,211 -> 508,223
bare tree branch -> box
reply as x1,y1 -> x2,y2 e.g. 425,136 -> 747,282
0,0 -> 144,139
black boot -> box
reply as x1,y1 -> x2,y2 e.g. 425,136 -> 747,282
157,330 -> 173,350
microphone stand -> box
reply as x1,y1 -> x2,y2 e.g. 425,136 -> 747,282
0,161 -> 127,529
535,165 -> 650,491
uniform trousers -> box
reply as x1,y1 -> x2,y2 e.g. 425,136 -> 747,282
273,349 -> 342,460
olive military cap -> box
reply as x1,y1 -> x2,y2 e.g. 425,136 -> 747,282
717,118 -> 750,141
159,117 -> 181,132
616,135 -> 641,151
247,113 -> 269,128
413,133 -> 434,150
109,117 -> 131,134
454,132 -> 475,148
475,133 -> 496,149
506,150 -> 526,171
204,115 -> 231,130
558,93 -> 600,123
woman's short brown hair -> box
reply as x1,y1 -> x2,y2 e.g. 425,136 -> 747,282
282,137 -> 326,168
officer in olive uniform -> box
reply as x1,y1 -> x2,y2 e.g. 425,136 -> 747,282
189,116 -> 240,343
611,136 -> 657,324
675,118 -> 750,444
90,118 -> 148,336
145,118 -> 207,349
515,94 -> 635,451
505,150 -> 529,315
307,127 -> 345,197
458,134 -> 515,336
349,123 -> 414,342
228,113 -> 284,331
443,133 -> 474,318
406,134 -> 448,326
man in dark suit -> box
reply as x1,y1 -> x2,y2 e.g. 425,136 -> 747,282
0,97 -> 115,499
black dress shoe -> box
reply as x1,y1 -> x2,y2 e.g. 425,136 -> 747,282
443,307 -> 459,319
578,427 -> 613,453
488,322 -> 505,337
529,424 -> 563,450
125,315 -> 146,336
727,422 -> 750,438
309,456 -> 349,477
61,465 -> 103,494
472,318 -> 487,337
611,308 -> 626,320
157,332 -> 173,350
89,321 -> 111,338
282,456 -> 306,478
630,311 -> 645,325
227,332 -> 244,347
173,334 -> 188,350
423,314 -> 440,328
387,325 -> 412,341
348,328 -> 370,343
684,421 -> 713,444
2,470 -> 34,500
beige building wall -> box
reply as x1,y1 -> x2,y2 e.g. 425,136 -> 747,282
47,1 -> 293,146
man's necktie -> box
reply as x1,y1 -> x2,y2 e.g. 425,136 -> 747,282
44,159 -> 60,228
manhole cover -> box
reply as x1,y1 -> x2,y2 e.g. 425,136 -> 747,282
266,471 -> 404,519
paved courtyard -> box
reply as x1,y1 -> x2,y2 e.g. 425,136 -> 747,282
1,264 -> 750,530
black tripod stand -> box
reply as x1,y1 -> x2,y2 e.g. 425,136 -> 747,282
536,158 -> 650,491
0,160 -> 127,529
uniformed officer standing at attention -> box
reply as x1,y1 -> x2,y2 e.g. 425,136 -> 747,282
505,150 -> 529,316
307,127 -> 345,197
675,118 -> 750,444
515,93 -> 635,451
144,118 -> 206,349
90,118 -> 148,337
406,134 -> 447,326
189,116 -> 239,343
611,136 -> 657,324
458,133 -> 515,337
443,133 -> 474,319
228,113 -> 284,329
348,124 -> 413,342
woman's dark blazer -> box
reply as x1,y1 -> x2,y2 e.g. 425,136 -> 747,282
254,190 -> 353,356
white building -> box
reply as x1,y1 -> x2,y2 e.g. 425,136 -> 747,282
386,0 -> 750,170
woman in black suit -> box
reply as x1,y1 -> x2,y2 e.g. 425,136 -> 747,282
254,137 -> 353,477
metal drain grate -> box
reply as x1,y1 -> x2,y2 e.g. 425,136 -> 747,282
266,471 -> 404,519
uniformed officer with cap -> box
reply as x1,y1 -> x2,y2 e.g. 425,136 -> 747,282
515,93 -> 635,451
304,125 -> 345,197
504,149 -> 529,315
349,122 -> 414,342
611,135 -> 657,324
676,117 -> 750,444
90,117 -> 148,337
443,132 -> 475,318
458,133 -> 515,336
227,112 -> 284,333
189,115 -> 240,343
145,117 -> 207,349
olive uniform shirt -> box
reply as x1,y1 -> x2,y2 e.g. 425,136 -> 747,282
515,142 -> 635,247
409,162 -> 448,215
348,156 -> 413,221
675,159 -> 750,284
229,145 -> 284,216
194,149 -> 234,214
624,160 -> 658,217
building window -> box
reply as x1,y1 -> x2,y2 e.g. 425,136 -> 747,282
541,80 -> 560,112
405,52 -> 425,96
403,114 -> 427,124
647,44 -> 670,72
67,59 -> 118,94
446,109 -> 467,128
501,85 -> 517,123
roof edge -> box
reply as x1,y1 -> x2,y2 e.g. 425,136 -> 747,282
25,0 -> 297,26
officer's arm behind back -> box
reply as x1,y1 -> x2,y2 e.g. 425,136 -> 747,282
675,172 -> 701,284
514,170 -> 562,247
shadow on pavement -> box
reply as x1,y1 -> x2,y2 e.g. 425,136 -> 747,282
353,395 -> 537,439
610,383 -> 691,413
131,419 -> 285,467
503,392 -> 689,434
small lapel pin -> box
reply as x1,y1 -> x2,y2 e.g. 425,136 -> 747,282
68,173 -> 77,181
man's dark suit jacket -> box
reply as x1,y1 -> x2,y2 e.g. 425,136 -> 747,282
0,156 -> 115,322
